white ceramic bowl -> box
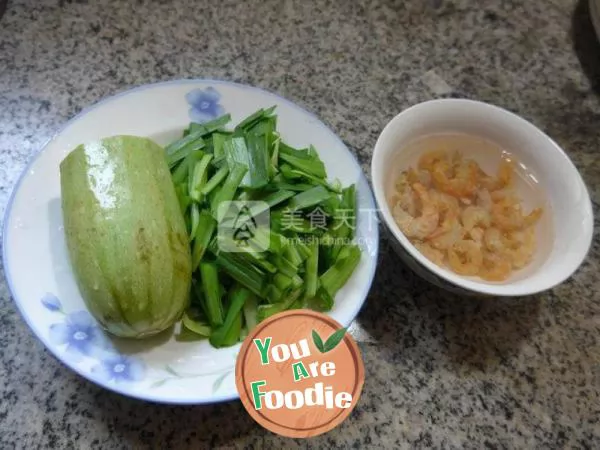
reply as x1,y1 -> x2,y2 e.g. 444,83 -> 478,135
371,99 -> 593,297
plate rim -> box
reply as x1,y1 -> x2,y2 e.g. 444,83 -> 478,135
2,78 -> 380,405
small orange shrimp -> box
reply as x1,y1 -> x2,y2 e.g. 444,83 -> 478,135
502,228 -> 536,269
483,227 -> 504,253
496,158 -> 514,188
394,171 -> 410,192
491,201 -> 522,230
468,227 -> 485,246
476,188 -> 493,211
418,170 -> 432,188
448,240 -> 483,276
405,167 -> 433,188
523,208 -> 543,228
490,188 -> 520,205
461,206 -> 491,231
427,211 -> 464,250
432,159 -> 479,198
393,186 -> 418,217
406,168 -> 420,184
480,158 -> 514,191
418,150 -> 448,172
479,252 -> 512,281
413,241 -> 445,267
434,191 -> 460,221
392,183 -> 439,240
492,201 -> 542,231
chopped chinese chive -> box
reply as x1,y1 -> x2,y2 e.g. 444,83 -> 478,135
295,238 -> 311,260
224,136 -> 248,172
182,311 -> 211,337
167,138 -> 206,168
201,165 -> 229,196
279,164 -> 302,180
330,178 -> 343,193
264,284 -> 283,304
191,279 -> 207,312
291,168 -> 341,193
284,243 -> 303,267
258,288 -> 303,322
249,256 -> 278,274
199,262 -> 223,327
166,106 -> 363,349
286,185 -> 331,211
189,154 -> 213,202
243,294 -> 259,332
190,203 -> 201,239
210,242 -> 267,297
234,106 -> 277,131
229,246 -> 277,274
226,312 -> 243,345
188,114 -> 232,136
320,244 -> 361,298
248,115 -> 276,138
262,190 -> 295,208
309,286 -> 334,312
269,181 -> 317,192
291,274 -> 303,289
343,184 -> 357,239
278,142 -> 310,158
165,130 -> 206,157
318,231 -> 337,272
273,273 -> 293,292
270,255 -> 299,278
270,132 -> 281,176
281,217 -> 316,234
279,152 -> 326,179
304,240 -> 319,299
171,150 -> 203,185
269,232 -> 284,255
330,184 -> 357,259
224,132 -> 270,188
221,190 -> 294,230
321,192 -> 340,217
175,183 -> 191,215
212,132 -> 230,160
211,163 -> 248,221
209,285 -> 250,348
191,211 -> 216,271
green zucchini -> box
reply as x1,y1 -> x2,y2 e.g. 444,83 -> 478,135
60,136 -> 192,338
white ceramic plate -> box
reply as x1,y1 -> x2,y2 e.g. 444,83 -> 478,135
3,80 -> 379,404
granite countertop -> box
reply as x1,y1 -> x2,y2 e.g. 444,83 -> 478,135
1,0 -> 599,448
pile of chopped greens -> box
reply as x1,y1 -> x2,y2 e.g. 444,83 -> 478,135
167,106 -> 361,348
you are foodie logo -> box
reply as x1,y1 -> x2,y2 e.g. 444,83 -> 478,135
235,310 -> 364,438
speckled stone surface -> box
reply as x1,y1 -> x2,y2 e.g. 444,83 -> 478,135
1,0 -> 599,448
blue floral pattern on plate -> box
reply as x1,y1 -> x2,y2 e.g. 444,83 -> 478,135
41,292 -> 62,312
49,310 -> 108,362
42,295 -> 146,382
185,87 -> 225,123
92,355 -> 146,384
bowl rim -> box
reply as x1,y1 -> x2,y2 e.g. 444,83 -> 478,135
371,98 -> 594,296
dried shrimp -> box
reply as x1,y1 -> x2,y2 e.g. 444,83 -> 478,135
391,149 -> 543,282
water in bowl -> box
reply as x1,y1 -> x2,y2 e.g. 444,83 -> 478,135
385,132 -> 554,284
